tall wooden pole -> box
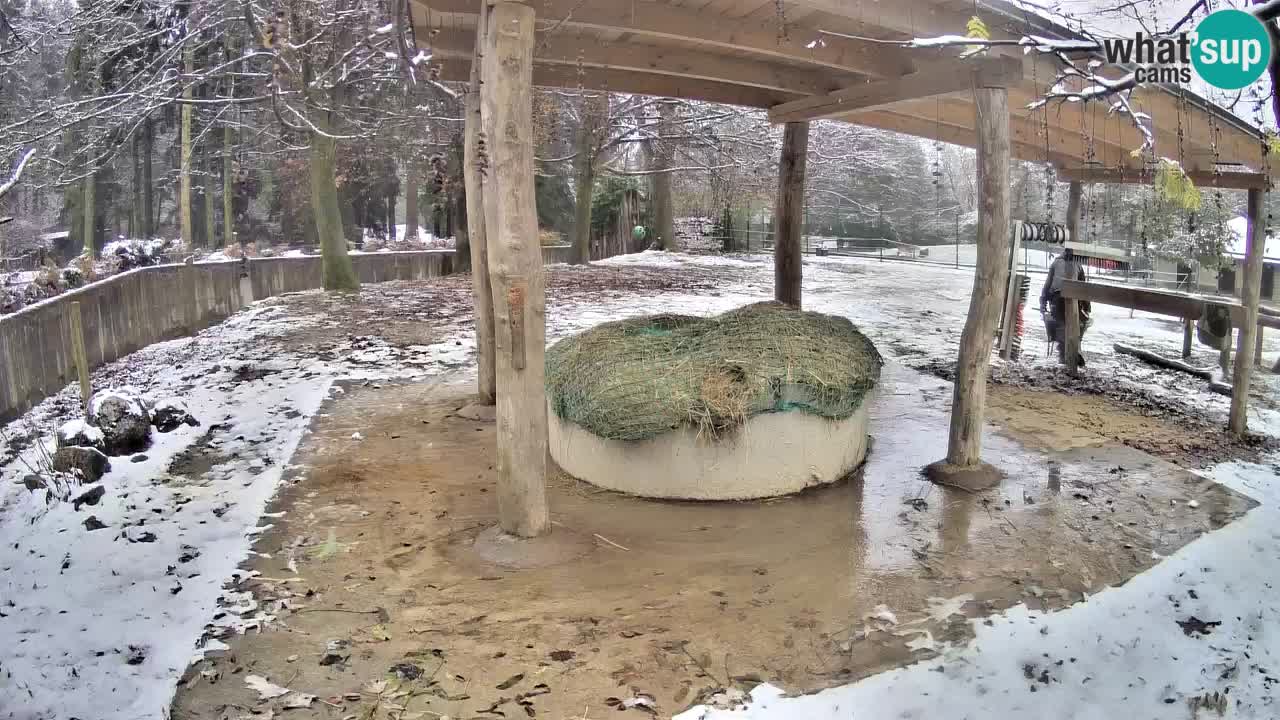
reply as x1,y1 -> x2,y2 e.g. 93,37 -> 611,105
480,1 -> 549,538
464,0 -> 496,404
942,85 -> 1010,469
773,121 -> 808,308
1229,188 -> 1266,436
1063,181 -> 1083,377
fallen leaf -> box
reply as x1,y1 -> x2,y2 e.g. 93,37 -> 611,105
282,692 -> 316,709
496,673 -> 524,690
245,674 -> 290,700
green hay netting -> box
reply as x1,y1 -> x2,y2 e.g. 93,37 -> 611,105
545,301 -> 883,441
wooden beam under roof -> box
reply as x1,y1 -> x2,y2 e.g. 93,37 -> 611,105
427,29 -> 854,96
1056,166 -> 1271,190
414,0 -> 916,78
848,98 -> 1139,168
768,56 -> 1021,123
433,59 -> 800,109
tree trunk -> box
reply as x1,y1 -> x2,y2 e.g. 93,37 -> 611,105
82,173 -> 96,258
405,159 -> 419,243
773,121 -> 808,308
480,1 -> 548,538
388,193 -> 397,241
203,143 -> 216,249
310,126 -> 360,292
180,44 -> 194,248
944,86 -> 1011,468
131,132 -> 142,239
1230,188 -> 1266,435
142,118 -> 154,240
464,0 -> 495,402
571,135 -> 594,264
652,102 -> 676,251
223,120 -> 235,246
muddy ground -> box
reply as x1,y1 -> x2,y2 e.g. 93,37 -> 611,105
171,368 -> 1254,720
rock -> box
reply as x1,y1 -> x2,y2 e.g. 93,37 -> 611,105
72,484 -> 106,511
152,398 -> 199,433
53,446 -> 111,484
22,474 -> 45,491
56,419 -> 105,452
83,515 -> 107,531
90,390 -> 152,455
319,638 -> 350,667
130,454 -> 149,463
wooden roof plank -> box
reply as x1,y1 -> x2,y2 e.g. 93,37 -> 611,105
415,0 -> 916,78
428,28 -> 853,95
434,58 -> 799,108
768,56 -> 1021,123
1057,167 -> 1269,190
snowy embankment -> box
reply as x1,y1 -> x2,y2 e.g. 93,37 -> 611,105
0,297 -> 472,720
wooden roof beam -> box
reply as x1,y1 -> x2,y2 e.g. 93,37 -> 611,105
849,96 -> 1139,167
1056,166 -> 1271,190
428,29 -> 854,96
768,56 -> 1020,123
845,109 -> 1082,165
414,0 -> 917,79
433,59 -> 800,109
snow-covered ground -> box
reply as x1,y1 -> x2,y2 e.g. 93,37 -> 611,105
1,251 -> 1278,720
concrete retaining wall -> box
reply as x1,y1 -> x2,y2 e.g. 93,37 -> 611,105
1,246 -> 601,423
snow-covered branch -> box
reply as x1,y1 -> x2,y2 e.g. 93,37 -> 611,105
0,148 -> 35,200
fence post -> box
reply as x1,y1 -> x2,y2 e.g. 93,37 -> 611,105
69,301 -> 91,416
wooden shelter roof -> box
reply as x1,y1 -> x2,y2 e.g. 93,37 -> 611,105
413,0 -> 1271,188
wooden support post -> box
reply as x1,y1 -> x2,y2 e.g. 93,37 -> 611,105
1230,188 -> 1266,436
1255,326 -> 1264,367
1063,181 -> 1083,377
773,121 -> 808,308
464,0 -> 496,404
480,1 -> 549,537
1182,318 -> 1193,359
68,301 -> 91,416
939,84 -> 1011,472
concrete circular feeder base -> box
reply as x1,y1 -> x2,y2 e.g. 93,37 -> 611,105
548,401 -> 871,501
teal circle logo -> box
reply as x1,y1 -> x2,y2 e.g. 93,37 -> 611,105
1192,9 -> 1272,90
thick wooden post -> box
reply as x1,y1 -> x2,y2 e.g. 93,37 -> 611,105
941,85 -> 1010,471
1255,326 -> 1264,367
480,1 -> 549,537
1063,181 -> 1083,377
1229,188 -> 1266,436
1182,318 -> 1194,358
464,0 -> 496,404
773,121 -> 808,308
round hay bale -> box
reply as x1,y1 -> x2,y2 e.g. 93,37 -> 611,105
545,302 -> 882,500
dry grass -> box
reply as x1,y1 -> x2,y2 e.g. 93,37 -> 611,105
545,301 -> 882,441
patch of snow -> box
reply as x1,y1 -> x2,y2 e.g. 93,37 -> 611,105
57,418 -> 103,445
88,389 -> 146,419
